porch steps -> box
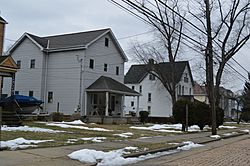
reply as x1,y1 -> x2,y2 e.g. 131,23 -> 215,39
1,109 -> 22,126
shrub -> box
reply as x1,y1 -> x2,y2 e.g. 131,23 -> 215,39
139,111 -> 149,123
71,113 -> 81,120
241,111 -> 250,122
51,112 -> 64,122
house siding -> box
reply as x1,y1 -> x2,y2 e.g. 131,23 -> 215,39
125,65 -> 193,118
4,31 -> 126,115
3,38 -> 43,99
45,50 -> 83,114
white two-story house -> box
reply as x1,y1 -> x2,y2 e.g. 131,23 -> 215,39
124,61 -> 194,120
3,28 -> 139,118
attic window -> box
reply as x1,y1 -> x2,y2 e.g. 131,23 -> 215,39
105,38 -> 109,47
149,74 -> 155,80
184,73 -> 188,83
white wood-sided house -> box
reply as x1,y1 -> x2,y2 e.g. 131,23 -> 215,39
124,61 -> 194,120
3,28 -> 140,121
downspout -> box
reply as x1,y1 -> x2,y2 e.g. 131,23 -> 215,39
43,40 -> 50,114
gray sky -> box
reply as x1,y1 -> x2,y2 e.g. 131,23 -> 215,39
1,0 -> 250,91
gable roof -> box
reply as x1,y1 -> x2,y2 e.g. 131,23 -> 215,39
125,61 -> 194,85
7,28 -> 128,61
86,76 -> 140,96
193,82 -> 207,95
0,16 -> 7,24
0,56 -> 18,75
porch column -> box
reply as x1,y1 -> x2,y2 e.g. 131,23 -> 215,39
11,73 -> 15,96
136,96 -> 140,117
122,94 -> 125,117
105,92 -> 109,116
84,92 -> 87,116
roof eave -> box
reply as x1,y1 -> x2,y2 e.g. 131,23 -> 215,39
46,46 -> 87,53
7,33 -> 44,54
86,89 -> 141,96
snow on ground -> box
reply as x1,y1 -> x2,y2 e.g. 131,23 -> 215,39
1,138 -> 54,150
177,141 -> 204,151
46,123 -> 113,132
68,141 -> 203,166
66,137 -> 107,144
55,120 -> 85,125
130,124 -> 201,133
241,129 -> 249,133
223,132 -> 238,136
219,125 -> 237,129
210,135 -> 221,139
113,132 -> 134,138
1,125 -> 65,133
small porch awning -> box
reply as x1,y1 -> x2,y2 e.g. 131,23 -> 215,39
0,56 -> 18,76
86,76 -> 140,96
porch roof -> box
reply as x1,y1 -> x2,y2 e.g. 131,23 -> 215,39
86,76 -> 140,96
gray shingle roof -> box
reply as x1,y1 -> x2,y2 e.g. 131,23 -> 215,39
27,28 -> 110,50
125,61 -> 193,84
86,76 -> 140,96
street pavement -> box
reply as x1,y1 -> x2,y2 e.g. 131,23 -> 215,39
129,134 -> 250,166
0,128 -> 249,166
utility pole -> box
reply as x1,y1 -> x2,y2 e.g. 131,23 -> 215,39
205,0 -> 217,135
77,55 -> 83,114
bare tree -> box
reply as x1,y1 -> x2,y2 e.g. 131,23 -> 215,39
110,0 -> 250,134
111,0 -> 185,105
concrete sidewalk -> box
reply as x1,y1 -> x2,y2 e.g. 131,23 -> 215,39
0,128 -> 249,166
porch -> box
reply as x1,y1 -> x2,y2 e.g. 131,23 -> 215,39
85,76 -> 140,123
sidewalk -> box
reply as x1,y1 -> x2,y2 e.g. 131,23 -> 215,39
0,128 -> 249,166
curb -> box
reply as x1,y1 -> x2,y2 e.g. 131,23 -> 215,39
124,131 -> 249,158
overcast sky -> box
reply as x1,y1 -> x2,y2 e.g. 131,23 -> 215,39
1,0 -> 250,91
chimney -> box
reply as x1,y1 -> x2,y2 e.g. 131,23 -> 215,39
0,16 -> 8,56
148,58 -> 155,66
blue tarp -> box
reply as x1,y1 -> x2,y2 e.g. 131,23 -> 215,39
0,95 -> 43,106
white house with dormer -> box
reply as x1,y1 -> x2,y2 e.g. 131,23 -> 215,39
3,28 -> 139,118
124,61 -> 194,120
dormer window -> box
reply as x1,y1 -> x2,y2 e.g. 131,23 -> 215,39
105,38 -> 109,47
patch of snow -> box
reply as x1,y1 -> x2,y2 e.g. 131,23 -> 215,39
223,132 -> 238,136
68,142 -> 204,166
168,142 -> 180,145
66,137 -> 106,144
1,138 -> 54,150
241,129 -> 249,133
224,122 -> 237,124
138,137 -> 152,139
56,120 -> 85,125
46,123 -> 112,132
113,132 -> 133,138
130,124 -> 201,133
1,125 -> 65,133
157,129 -> 182,133
80,137 -> 106,143
177,141 -> 204,151
219,125 -> 237,129
210,135 -> 221,139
